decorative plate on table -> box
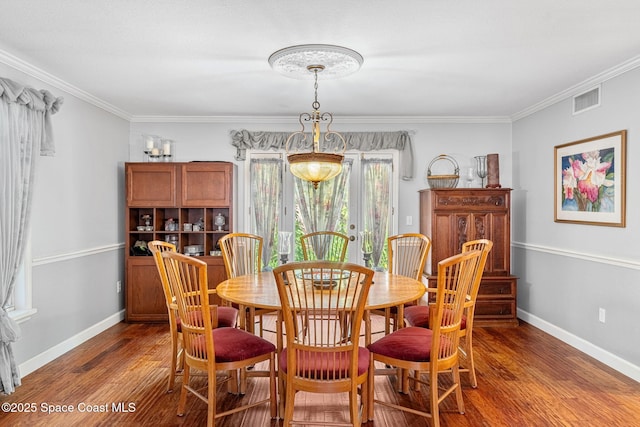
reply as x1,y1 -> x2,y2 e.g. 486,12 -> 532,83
296,271 -> 352,289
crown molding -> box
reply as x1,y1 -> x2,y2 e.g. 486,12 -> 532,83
130,115 -> 512,124
511,54 -> 640,121
0,48 -> 132,120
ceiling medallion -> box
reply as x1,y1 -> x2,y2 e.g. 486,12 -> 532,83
268,44 -> 363,79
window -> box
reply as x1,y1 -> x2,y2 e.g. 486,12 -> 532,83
246,151 -> 398,269
6,240 -> 37,323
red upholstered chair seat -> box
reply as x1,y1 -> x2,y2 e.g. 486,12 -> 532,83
279,347 -> 370,378
367,326 -> 451,362
176,306 -> 238,332
191,327 -> 275,362
403,305 -> 467,330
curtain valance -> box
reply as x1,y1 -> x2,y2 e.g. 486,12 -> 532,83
230,130 -> 414,180
0,77 -> 64,156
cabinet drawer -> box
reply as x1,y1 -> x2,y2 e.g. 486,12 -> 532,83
431,190 -> 509,212
475,300 -> 515,318
478,277 -> 516,298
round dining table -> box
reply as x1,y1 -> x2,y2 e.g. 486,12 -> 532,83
216,270 -> 426,345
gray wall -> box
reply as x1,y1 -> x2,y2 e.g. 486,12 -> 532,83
0,62 -> 130,372
512,66 -> 640,378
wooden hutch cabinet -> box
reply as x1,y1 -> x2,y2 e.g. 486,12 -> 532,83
419,188 -> 518,327
125,161 -> 235,322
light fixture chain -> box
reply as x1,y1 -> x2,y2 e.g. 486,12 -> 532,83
312,68 -> 320,110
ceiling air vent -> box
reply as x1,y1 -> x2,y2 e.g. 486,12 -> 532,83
573,85 -> 600,115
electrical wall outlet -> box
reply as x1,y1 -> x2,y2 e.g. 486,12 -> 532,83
406,216 -> 413,226
598,307 -> 606,323
116,280 -> 122,293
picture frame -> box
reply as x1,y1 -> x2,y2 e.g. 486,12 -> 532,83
554,130 -> 626,227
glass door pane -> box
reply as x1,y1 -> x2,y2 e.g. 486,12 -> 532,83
291,153 -> 395,267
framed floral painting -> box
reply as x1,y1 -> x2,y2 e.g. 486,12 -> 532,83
554,130 -> 626,227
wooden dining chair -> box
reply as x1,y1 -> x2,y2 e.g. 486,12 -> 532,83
161,251 -> 277,427
300,230 -> 349,262
219,232 -> 276,336
149,240 -> 238,393
367,249 -> 482,427
404,239 -> 492,387
273,261 -> 375,427
369,233 -> 431,335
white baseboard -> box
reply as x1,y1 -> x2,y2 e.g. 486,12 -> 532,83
19,310 -> 126,378
517,308 -> 640,383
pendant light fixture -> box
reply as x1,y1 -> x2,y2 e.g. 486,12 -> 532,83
268,44 -> 363,188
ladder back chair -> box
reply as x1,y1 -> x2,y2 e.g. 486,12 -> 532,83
161,251 -> 276,427
404,239 -> 493,387
219,233 -> 276,336
370,233 -> 431,335
149,240 -> 237,392
367,250 -> 482,427
300,230 -> 349,262
273,261 -> 375,427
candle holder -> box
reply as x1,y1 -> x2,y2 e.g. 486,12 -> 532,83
465,167 -> 475,188
142,134 -> 162,162
474,156 -> 487,188
360,230 -> 373,268
161,139 -> 175,162
278,231 -> 292,264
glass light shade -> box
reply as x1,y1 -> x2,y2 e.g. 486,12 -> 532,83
288,152 -> 343,188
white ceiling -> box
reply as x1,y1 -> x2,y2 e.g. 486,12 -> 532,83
1,0 -> 639,120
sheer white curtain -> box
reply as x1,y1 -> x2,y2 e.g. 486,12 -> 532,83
294,159 -> 353,245
0,77 -> 62,394
250,158 -> 283,269
362,158 -> 392,268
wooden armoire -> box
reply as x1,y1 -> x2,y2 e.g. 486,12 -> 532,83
419,188 -> 518,327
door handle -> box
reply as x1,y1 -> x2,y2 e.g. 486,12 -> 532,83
349,235 -> 356,242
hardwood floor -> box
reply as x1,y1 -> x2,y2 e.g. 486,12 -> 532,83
2,317 -> 639,426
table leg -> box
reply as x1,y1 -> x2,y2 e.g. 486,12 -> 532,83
238,304 -> 247,330
396,304 -> 405,330
364,310 -> 372,347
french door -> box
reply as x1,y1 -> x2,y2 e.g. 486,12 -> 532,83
247,151 -> 398,268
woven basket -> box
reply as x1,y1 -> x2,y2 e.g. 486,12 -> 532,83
426,155 -> 460,189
